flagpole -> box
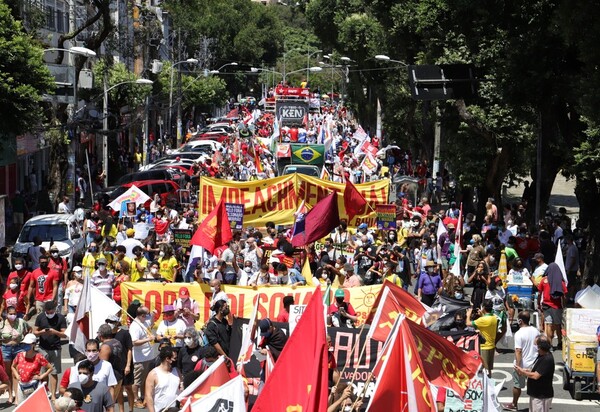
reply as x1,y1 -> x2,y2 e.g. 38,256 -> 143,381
352,371 -> 375,410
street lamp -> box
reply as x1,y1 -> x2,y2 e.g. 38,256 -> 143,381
283,67 -> 322,84
306,49 -> 322,84
168,58 -> 199,144
103,78 -> 153,186
374,54 -> 408,66
209,62 -> 238,74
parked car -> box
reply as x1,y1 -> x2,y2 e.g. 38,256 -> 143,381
12,214 -> 85,268
98,168 -> 186,197
172,140 -> 223,154
281,164 -> 321,177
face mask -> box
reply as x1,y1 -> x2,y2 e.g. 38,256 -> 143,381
9,283 -> 17,290
78,373 -> 90,385
14,264 -> 23,271
221,308 -> 230,316
7,314 -> 16,321
75,272 -> 83,279
210,287 -> 216,293
489,257 -> 496,264
262,331 -> 272,339
40,262 -> 49,269
344,406 -> 352,412
22,344 -> 32,352
427,268 -> 434,273
455,320 -> 466,328
89,247 -> 97,253
321,273 -> 328,279
184,338 -> 194,347
46,312 -> 56,319
51,252 -> 59,258
455,292 -> 464,300
244,267 -> 252,273
86,351 -> 99,362
110,242 -> 117,247
98,264 -> 106,270
151,268 -> 159,275
159,251 -> 165,258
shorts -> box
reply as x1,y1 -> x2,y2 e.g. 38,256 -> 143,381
480,348 -> 495,373
440,257 -> 449,271
13,212 -> 24,225
39,348 -> 61,374
529,397 -> 552,412
543,306 -> 563,325
512,369 -> 526,389
133,360 -> 153,387
1,344 -> 25,361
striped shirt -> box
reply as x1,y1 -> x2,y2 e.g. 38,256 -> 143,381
91,270 -> 115,298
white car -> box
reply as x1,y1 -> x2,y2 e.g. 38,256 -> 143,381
171,140 -> 223,154
12,214 -> 85,268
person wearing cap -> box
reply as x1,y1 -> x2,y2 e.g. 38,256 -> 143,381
156,304 -> 187,349
26,254 -> 59,320
33,300 -> 67,399
91,257 -> 115,299
328,289 -> 358,328
417,260 -> 442,307
174,287 -> 199,327
257,318 -> 288,363
129,306 -> 157,409
120,228 -> 144,259
204,300 -> 232,357
63,266 -> 84,314
12,333 -> 51,402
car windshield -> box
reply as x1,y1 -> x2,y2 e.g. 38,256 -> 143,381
283,166 -> 320,177
179,144 -> 213,153
19,224 -> 69,242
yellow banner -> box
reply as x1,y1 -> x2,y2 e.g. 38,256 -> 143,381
120,282 -> 381,327
198,173 -> 389,228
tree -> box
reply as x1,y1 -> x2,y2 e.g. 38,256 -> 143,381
0,0 -> 54,138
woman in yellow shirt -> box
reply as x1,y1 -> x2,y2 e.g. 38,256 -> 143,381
100,216 -> 118,239
158,247 -> 178,282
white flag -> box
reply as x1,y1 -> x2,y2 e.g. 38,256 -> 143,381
554,243 -> 569,285
190,375 -> 246,412
90,286 -> 123,335
237,297 -> 260,367
108,184 -> 150,211
436,219 -> 447,240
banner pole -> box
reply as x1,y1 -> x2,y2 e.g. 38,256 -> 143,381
352,370 -> 375,410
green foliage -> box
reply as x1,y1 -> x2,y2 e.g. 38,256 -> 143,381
91,59 -> 152,109
0,0 -> 54,137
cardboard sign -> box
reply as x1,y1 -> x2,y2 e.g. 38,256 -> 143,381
225,203 -> 244,230
288,304 -> 307,335
172,229 -> 193,247
376,204 -> 397,230
444,376 -> 484,412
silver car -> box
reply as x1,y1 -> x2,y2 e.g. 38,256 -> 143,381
12,214 -> 85,268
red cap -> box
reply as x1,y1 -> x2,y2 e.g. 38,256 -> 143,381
179,287 -> 190,298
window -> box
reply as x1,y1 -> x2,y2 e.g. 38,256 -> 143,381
45,4 -> 55,30
19,224 -> 69,243
56,1 -> 65,32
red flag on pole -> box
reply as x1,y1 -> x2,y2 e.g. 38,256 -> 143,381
190,199 -> 233,254
177,356 -> 235,404
252,288 -> 328,411
14,383 -> 53,412
367,317 -> 436,412
291,191 -> 340,247
343,181 -> 367,221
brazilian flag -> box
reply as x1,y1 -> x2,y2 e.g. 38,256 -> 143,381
290,144 -> 325,165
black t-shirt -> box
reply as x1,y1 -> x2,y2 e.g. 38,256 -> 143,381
177,344 -> 208,376
35,313 -> 67,350
526,353 -> 555,399
205,316 -> 231,356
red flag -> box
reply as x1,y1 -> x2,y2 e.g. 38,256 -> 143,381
407,318 -> 481,397
14,383 -> 53,412
366,280 -> 427,333
291,191 -> 340,247
367,317 -> 436,412
252,288 -> 328,411
343,180 -> 368,221
190,199 -> 233,254
178,356 -> 234,403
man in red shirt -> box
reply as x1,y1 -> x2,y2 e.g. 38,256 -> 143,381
26,254 -> 59,321
48,245 -> 68,314
538,262 -> 567,348
276,296 -> 294,323
328,289 -> 358,328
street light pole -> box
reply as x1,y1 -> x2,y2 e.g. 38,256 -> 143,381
306,49 -> 322,84
167,59 -> 199,146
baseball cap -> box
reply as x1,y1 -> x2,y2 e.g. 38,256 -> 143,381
179,287 -> 190,299
358,223 -> 368,230
72,266 -> 83,272
162,304 -> 176,313
259,319 -> 272,336
22,333 -> 37,344
126,228 -> 135,237
334,289 -> 345,299
96,257 -> 107,265
105,314 -> 120,324
50,245 -> 59,252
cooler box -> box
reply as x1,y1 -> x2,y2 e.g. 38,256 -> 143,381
507,284 -> 533,300
562,337 -> 597,373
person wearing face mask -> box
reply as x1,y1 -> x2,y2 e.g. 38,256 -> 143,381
145,346 -> 181,412
33,301 -> 66,400
68,339 -> 118,398
105,314 -> 135,412
248,264 -> 275,287
204,300 -> 232,357
158,247 -> 178,283
327,383 -> 362,412
82,242 -> 100,275
129,246 -> 149,282
7,257 -> 31,297
74,360 -> 115,412
177,327 -> 207,376
48,245 -> 68,313
256,319 -> 288,382
90,257 -> 115,299
129,306 -> 157,409
174,287 -> 200,327
156,305 -> 187,350
63,267 -> 84,315
328,289 -> 358,328
12,333 -> 52,402
27,254 -> 59,320
1,306 -> 29,403
1,278 -> 27,319
417,261 -> 442,307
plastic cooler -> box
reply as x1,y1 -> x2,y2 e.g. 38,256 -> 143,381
507,284 -> 534,299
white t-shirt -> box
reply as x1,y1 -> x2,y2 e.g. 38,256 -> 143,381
484,288 -> 506,312
69,359 -> 117,387
513,326 -> 540,368
121,238 -> 145,258
156,318 -> 187,347
129,318 -> 157,362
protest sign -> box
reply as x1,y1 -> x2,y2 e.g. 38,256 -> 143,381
376,204 -> 396,230
225,203 -> 244,230
288,304 -> 307,335
172,229 -> 193,248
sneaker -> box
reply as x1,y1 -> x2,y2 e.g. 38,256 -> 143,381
503,403 -> 517,411
134,400 -> 146,409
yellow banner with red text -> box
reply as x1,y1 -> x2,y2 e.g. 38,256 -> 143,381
120,282 -> 381,327
198,174 -> 390,228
